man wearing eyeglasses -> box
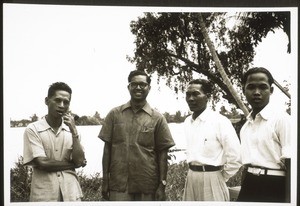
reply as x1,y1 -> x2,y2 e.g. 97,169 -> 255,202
98,70 -> 175,201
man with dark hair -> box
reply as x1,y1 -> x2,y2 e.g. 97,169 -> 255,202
99,70 -> 175,201
182,79 -> 241,201
237,67 -> 291,202
23,82 -> 86,201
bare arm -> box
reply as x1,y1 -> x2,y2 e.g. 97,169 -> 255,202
155,149 -> 168,201
102,142 -> 111,200
63,113 -> 86,167
33,156 -> 77,172
71,135 -> 86,167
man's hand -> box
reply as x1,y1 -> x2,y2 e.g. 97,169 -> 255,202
101,178 -> 109,200
74,159 -> 87,168
63,113 -> 77,134
155,184 -> 166,201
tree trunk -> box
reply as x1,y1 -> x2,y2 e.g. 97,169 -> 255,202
199,13 -> 249,116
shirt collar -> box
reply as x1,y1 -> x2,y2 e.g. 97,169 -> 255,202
191,107 -> 210,122
121,101 -> 153,116
36,116 -> 70,132
247,103 -> 272,121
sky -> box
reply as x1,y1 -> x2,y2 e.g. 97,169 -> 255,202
3,4 -> 297,121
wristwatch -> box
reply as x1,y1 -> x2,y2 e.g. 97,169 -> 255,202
160,180 -> 167,186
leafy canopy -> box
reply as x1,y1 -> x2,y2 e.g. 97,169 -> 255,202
128,12 -> 290,110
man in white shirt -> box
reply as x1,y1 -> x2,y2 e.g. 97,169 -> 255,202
182,79 -> 242,201
237,67 -> 291,202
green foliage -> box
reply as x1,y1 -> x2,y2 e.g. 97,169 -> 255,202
76,170 -> 103,201
10,156 -> 242,202
166,161 -> 188,201
163,110 -> 187,123
226,166 -> 244,188
129,12 -> 290,110
10,156 -> 31,202
10,111 -> 104,127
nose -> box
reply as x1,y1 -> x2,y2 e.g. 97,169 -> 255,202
186,95 -> 194,102
254,88 -> 261,95
58,101 -> 65,108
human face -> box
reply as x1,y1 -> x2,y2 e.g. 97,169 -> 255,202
45,90 -> 71,119
244,72 -> 273,112
185,84 -> 208,115
128,75 -> 150,102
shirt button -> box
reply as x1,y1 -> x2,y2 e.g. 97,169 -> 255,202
57,174 -> 60,177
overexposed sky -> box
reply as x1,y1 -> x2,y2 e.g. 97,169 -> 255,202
3,4 -> 296,120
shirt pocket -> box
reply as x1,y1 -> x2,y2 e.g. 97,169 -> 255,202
138,126 -> 155,148
112,123 -> 126,144
202,137 -> 220,156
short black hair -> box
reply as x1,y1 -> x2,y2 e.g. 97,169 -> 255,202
188,79 -> 214,98
47,82 -> 72,98
242,67 -> 274,88
128,70 -> 151,84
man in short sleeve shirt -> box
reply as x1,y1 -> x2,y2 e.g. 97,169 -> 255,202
99,70 -> 175,201
23,82 -> 86,201
237,67 -> 291,202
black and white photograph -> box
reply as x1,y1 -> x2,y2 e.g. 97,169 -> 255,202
2,1 -> 298,206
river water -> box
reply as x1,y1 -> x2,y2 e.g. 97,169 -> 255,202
5,123 -> 186,176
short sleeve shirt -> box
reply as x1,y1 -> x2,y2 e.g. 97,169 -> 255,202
240,104 -> 291,169
98,102 -> 175,193
23,117 -> 83,201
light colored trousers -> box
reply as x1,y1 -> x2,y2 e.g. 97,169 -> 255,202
183,169 -> 229,201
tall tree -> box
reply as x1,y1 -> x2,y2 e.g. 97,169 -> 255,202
128,12 -> 290,111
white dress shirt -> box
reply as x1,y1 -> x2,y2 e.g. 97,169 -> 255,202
240,104 -> 291,169
184,108 -> 242,181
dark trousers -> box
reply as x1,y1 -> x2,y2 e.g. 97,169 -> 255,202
237,171 -> 288,202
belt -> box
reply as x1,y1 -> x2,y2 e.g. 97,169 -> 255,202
189,164 -> 222,172
247,166 -> 285,176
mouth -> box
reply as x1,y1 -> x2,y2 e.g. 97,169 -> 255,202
252,98 -> 262,102
188,104 -> 196,109
57,111 -> 65,116
133,91 -> 143,96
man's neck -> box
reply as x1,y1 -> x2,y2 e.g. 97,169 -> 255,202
192,108 -> 206,120
251,105 -> 267,120
130,100 -> 146,112
45,115 -> 62,130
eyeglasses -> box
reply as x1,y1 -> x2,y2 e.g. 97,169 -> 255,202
129,82 -> 149,89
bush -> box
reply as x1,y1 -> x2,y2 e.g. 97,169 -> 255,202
10,156 -> 32,202
76,170 -> 103,201
10,156 -> 242,202
166,161 -> 188,201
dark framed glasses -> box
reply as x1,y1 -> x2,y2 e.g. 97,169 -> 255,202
129,82 -> 149,89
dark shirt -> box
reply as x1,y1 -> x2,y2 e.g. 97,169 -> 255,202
99,102 -> 175,193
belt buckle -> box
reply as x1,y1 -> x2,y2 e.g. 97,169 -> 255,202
252,168 -> 262,176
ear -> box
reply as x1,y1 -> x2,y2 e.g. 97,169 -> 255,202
45,97 -> 49,106
270,86 -> 274,94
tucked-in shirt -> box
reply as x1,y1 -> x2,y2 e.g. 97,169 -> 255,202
23,117 -> 83,201
99,101 -> 175,193
240,103 -> 291,169
184,108 -> 241,181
